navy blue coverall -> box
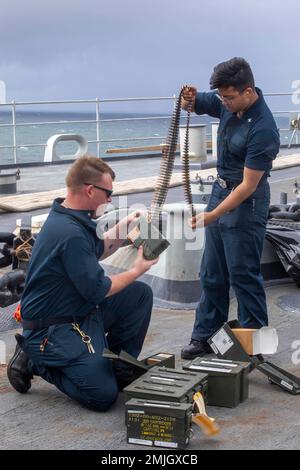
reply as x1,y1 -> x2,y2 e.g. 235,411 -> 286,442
20,199 -> 153,411
192,88 -> 280,342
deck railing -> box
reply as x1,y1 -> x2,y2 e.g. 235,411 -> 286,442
0,93 -> 299,167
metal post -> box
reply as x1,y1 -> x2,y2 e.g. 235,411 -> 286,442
173,94 -> 177,113
12,100 -> 17,164
0,80 -> 6,104
211,122 -> 219,158
280,192 -> 287,204
288,112 -> 300,148
96,98 -> 100,157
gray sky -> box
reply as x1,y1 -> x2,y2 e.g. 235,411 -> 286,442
0,0 -> 299,111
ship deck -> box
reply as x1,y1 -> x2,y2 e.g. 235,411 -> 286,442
1,155 -> 300,450
1,283 -> 300,450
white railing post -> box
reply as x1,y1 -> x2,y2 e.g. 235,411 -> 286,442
0,80 -> 6,104
211,122 -> 219,159
96,98 -> 100,157
12,100 -> 17,164
173,93 -> 176,110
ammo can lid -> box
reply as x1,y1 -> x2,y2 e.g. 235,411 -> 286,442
124,366 -> 208,400
183,358 -> 247,376
125,398 -> 192,412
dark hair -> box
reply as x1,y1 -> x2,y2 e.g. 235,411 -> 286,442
66,154 -> 115,190
209,57 -> 255,91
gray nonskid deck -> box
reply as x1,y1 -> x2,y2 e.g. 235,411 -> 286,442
1,284 -> 300,450
1,165 -> 300,450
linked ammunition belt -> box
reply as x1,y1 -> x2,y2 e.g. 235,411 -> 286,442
126,87 -> 196,260
149,86 -> 196,225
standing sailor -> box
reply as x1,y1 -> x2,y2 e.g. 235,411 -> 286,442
181,57 -> 280,359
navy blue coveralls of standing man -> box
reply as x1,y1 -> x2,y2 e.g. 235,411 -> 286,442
7,155 -> 158,411
181,57 -> 280,359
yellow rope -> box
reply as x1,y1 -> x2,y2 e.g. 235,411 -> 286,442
13,235 -> 34,261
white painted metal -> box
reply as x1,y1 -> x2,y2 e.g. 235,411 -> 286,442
12,100 -> 17,164
211,122 -> 219,159
148,203 -> 206,281
179,124 -> 207,162
43,134 -> 88,163
0,80 -> 6,104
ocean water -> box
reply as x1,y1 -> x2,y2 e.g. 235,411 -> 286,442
0,110 -> 295,166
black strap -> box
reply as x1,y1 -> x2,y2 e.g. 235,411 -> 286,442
21,316 -> 75,330
217,176 -> 242,189
224,180 -> 240,189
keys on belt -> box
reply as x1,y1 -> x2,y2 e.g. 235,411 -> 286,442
217,176 -> 241,190
72,323 -> 95,354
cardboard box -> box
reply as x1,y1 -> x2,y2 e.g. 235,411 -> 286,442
208,322 -> 278,360
102,349 -> 176,387
144,353 -> 175,367
208,322 -> 300,396
232,327 -> 278,355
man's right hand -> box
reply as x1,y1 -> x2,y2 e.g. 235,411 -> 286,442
181,85 -> 197,112
106,247 -> 159,297
132,246 -> 159,276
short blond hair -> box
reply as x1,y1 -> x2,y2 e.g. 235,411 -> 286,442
66,155 -> 115,190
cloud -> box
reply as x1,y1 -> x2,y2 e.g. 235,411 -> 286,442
0,0 -> 299,105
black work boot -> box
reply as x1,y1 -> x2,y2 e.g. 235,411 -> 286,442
181,339 -> 212,360
7,334 -> 33,394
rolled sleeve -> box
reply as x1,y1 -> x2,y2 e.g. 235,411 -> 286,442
62,236 -> 112,304
195,92 -> 222,118
245,128 -> 280,172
